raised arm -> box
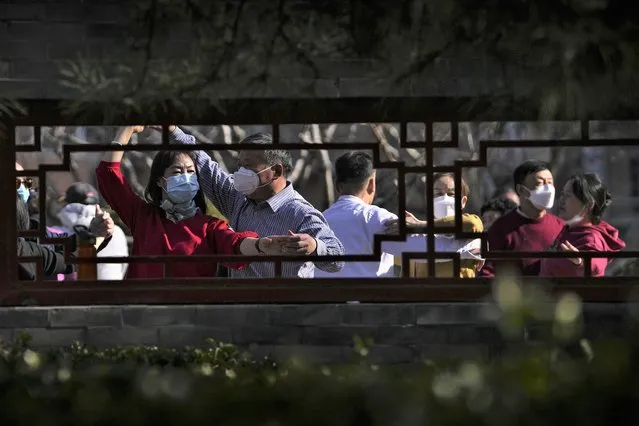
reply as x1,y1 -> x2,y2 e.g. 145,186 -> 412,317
95,126 -> 146,233
169,127 -> 238,218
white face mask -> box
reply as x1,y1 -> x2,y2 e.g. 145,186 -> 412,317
433,195 -> 456,219
565,207 -> 587,227
232,167 -> 271,195
525,184 -> 555,210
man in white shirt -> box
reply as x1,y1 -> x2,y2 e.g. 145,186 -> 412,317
315,152 -> 397,278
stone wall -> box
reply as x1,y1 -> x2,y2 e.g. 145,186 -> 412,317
0,303 -> 631,364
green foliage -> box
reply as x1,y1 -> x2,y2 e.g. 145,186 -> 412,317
1,278 -> 638,425
0,329 -> 637,425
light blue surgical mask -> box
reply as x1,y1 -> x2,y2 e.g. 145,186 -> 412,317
17,184 -> 29,203
164,173 -> 199,204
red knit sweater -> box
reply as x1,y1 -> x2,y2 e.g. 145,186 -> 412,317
96,161 -> 257,279
479,209 -> 565,277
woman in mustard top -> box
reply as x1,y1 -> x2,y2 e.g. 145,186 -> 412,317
383,173 -> 484,278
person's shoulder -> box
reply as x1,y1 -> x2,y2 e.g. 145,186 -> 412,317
488,209 -> 517,230
365,204 -> 397,222
544,213 -> 565,226
282,192 -> 322,216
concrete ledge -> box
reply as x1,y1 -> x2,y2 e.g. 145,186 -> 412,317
0,303 -> 632,363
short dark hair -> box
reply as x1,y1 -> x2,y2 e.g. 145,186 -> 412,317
334,151 -> 374,194
16,193 -> 30,232
240,133 -> 293,174
480,196 -> 518,216
567,173 -> 612,224
433,172 -> 469,197
144,151 -> 207,212
513,160 -> 551,188
491,185 -> 517,200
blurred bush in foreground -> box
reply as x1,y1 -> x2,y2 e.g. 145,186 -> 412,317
0,278 -> 637,425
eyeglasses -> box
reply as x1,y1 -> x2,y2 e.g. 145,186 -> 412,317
16,178 -> 34,189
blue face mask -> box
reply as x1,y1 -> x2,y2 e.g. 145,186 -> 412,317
164,173 -> 199,204
17,184 -> 30,203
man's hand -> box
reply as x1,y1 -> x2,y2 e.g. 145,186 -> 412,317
89,205 -> 114,238
384,211 -> 425,235
268,231 -> 318,255
148,125 -> 177,133
559,240 -> 583,266
257,237 -> 285,255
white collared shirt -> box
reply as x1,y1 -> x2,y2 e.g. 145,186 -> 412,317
315,195 -> 397,278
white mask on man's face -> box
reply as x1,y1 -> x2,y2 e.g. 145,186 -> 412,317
232,167 -> 271,195
524,184 -> 555,210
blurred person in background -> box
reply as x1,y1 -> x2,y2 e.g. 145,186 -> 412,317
479,160 -> 564,277
491,185 -> 520,206
16,193 -> 73,281
52,182 -> 129,280
480,196 -> 519,230
540,173 -> 625,277
16,162 -> 116,281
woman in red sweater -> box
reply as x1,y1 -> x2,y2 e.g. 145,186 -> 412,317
96,126 -> 286,279
540,173 -> 625,277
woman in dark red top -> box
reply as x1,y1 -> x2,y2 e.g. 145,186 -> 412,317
540,173 -> 625,277
96,126 -> 286,279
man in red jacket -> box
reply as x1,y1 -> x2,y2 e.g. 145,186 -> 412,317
479,160 -> 565,277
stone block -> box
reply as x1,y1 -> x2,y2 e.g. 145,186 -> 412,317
196,305 -> 268,326
122,306 -> 196,327
232,326 -> 302,345
0,329 -> 13,346
367,345 -> 416,364
15,328 -> 86,348
254,345 -> 349,363
302,326 -> 377,346
418,344 -> 489,362
0,308 -> 49,328
86,327 -> 158,347
582,303 -> 628,325
49,307 -> 123,328
44,2 -> 85,22
82,4 -> 122,24
46,42 -> 87,60
377,325 -> 448,346
0,3 -> 45,21
269,305 -> 341,326
10,60 -> 60,81
341,304 -> 414,325
415,303 -> 488,325
0,42 -> 46,60
158,326 -> 232,348
86,23 -> 128,39
447,326 -> 501,345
